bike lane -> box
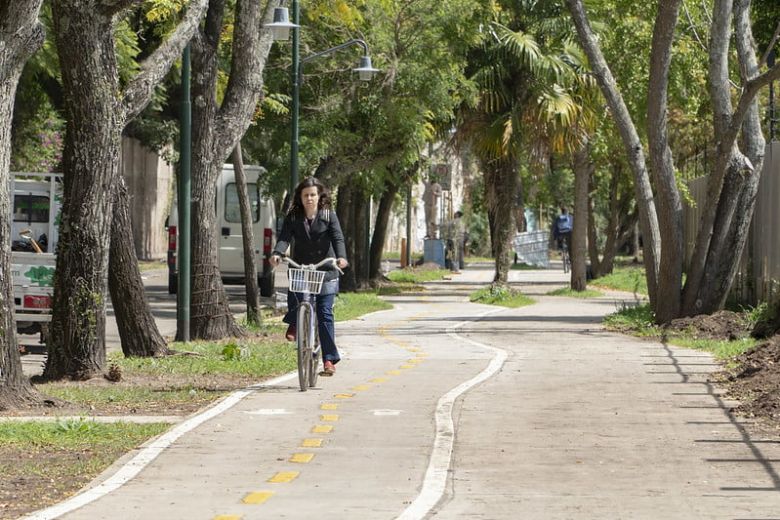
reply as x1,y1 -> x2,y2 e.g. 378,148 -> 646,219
429,289 -> 780,519
39,270 -> 505,520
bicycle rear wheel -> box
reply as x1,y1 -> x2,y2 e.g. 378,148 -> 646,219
308,315 -> 322,387
296,303 -> 313,392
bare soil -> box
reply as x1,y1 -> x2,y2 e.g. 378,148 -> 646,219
719,336 -> 780,430
665,311 -> 780,435
664,310 -> 750,341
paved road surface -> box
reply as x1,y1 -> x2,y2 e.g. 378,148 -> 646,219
21,265 -> 780,519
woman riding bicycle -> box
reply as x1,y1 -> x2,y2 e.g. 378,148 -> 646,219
269,177 -> 348,376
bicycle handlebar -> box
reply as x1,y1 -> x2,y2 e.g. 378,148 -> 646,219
274,254 -> 344,275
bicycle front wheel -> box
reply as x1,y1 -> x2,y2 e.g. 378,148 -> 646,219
297,303 -> 313,392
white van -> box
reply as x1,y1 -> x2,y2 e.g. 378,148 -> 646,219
167,164 -> 277,296
10,172 -> 62,338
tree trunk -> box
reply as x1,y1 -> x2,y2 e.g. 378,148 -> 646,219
571,140 -> 591,291
0,0 -> 46,408
336,182 -> 357,291
646,0 -> 684,323
188,0 -> 275,339
232,144 -> 260,325
109,177 -> 169,357
587,164 -> 626,278
44,4 -> 122,380
353,195 -> 370,290
567,0 -> 661,309
44,0 -> 207,378
682,0 -> 780,314
682,0 -> 767,314
485,157 -> 518,284
369,178 -> 400,282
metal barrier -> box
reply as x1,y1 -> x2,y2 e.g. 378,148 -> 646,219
513,230 -> 550,268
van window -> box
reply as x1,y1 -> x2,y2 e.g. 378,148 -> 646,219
224,183 -> 259,223
13,195 -> 50,224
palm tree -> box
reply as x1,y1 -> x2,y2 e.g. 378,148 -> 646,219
456,1 -> 588,284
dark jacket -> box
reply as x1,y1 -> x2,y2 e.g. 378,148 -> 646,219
273,209 -> 347,282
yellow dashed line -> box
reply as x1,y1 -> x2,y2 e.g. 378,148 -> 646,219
408,358 -> 423,363
312,424 -> 334,433
242,491 -> 273,505
334,393 -> 354,399
290,453 -> 315,463
268,471 -> 299,483
400,364 -> 415,369
320,403 -> 339,410
386,370 -> 402,376
407,347 -> 420,352
214,516 -> 242,520
351,384 -> 371,391
369,377 -> 388,383
320,414 -> 339,422
301,438 -> 324,448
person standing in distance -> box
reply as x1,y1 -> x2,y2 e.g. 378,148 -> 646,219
270,177 -> 348,376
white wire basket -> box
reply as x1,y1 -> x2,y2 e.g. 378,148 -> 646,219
287,268 -> 326,294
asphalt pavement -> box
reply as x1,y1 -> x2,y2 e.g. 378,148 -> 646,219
20,263 -> 780,519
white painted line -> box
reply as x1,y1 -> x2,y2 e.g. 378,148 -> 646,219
395,308 -> 509,520
21,371 -> 297,520
244,408 -> 292,415
371,409 -> 403,416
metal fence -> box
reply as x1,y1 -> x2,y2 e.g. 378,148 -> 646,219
513,230 -> 550,268
684,141 -> 780,304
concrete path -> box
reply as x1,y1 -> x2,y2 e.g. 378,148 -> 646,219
23,264 -> 780,520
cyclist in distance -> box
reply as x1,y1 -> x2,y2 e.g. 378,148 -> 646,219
552,206 -> 573,252
270,176 -> 348,376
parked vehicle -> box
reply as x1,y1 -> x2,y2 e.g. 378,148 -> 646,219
10,172 -> 61,341
167,164 -> 277,297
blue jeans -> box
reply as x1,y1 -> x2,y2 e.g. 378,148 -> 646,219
283,291 -> 340,364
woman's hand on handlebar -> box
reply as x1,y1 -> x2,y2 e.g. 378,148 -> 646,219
337,258 -> 348,270
270,253 -> 283,268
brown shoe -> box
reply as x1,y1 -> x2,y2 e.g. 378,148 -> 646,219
285,325 -> 296,342
320,360 -> 335,376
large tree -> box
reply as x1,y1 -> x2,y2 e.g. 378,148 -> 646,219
187,0 -> 276,339
567,0 -> 780,322
0,0 -> 47,408
43,0 -> 208,380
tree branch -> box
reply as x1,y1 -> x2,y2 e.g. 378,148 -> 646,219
122,0 -> 209,121
758,20 -> 780,69
97,0 -> 143,17
214,0 -> 277,155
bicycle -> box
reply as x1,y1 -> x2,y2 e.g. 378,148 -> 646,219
278,256 -> 342,392
559,233 -> 571,274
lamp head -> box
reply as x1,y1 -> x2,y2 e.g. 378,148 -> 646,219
267,7 -> 299,41
354,55 -> 380,81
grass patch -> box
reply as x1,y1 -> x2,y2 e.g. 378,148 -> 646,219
603,303 -> 660,336
470,285 -> 535,308
465,255 -> 494,263
511,262 -> 540,270
334,292 -> 393,321
387,268 -> 450,284
0,421 -> 169,518
547,287 -> 603,298
381,251 -> 401,260
137,260 -> 167,272
592,266 -> 648,295
603,303 -> 759,360
668,337 -> 759,361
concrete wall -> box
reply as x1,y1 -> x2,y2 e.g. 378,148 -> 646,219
120,137 -> 174,261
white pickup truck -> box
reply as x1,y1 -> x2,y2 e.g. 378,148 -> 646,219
10,172 -> 61,344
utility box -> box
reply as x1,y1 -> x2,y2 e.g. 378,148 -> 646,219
424,239 -> 445,267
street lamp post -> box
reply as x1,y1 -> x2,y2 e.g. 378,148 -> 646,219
267,2 -> 379,199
